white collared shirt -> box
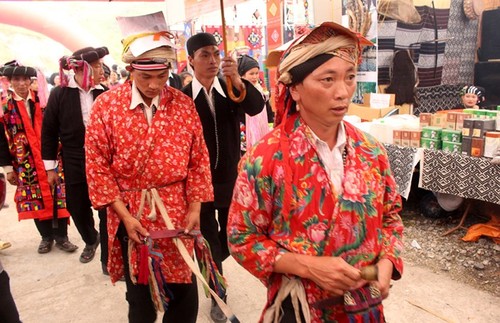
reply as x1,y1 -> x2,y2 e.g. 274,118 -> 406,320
67,76 -> 104,127
129,81 -> 160,126
191,76 -> 226,116
12,90 -> 35,120
307,122 -> 347,195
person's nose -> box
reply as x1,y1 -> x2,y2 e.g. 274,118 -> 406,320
209,54 -> 218,64
334,81 -> 350,100
149,81 -> 161,90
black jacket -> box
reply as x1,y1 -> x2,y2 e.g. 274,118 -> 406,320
41,86 -> 107,185
182,77 -> 264,207
169,73 -> 183,90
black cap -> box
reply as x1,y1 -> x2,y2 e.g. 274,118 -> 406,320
186,33 -> 218,57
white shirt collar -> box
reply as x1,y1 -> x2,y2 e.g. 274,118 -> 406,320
191,75 -> 226,100
129,81 -> 160,110
12,90 -> 34,103
167,70 -> 173,86
308,121 -> 347,151
67,75 -> 104,92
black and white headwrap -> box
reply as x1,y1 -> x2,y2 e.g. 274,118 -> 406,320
460,85 -> 485,103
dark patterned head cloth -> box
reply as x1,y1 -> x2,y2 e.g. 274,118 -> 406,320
59,46 -> 109,90
0,60 -> 37,79
460,85 -> 485,104
266,21 -> 373,126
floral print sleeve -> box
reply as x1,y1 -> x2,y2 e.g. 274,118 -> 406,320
229,152 -> 284,283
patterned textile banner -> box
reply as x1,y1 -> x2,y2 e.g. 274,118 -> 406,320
203,25 -> 262,54
241,26 -> 263,50
419,150 -> 500,205
283,0 -> 295,43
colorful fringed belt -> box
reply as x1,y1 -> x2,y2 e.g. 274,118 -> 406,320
132,188 -> 240,323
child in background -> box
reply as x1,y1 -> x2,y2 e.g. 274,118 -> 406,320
459,85 -> 485,109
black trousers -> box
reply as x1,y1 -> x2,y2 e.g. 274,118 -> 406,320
117,223 -> 198,323
65,182 -> 98,246
199,203 -> 230,277
98,209 -> 107,266
34,217 -> 69,241
0,270 -> 21,323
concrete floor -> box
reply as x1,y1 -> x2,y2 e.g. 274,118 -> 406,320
1,182 -> 499,323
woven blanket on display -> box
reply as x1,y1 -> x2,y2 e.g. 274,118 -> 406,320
413,83 -> 463,116
384,144 -> 419,200
440,0 -> 477,85
378,5 -> 450,87
420,150 -> 500,205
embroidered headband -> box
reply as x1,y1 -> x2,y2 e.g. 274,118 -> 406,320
271,22 -> 373,127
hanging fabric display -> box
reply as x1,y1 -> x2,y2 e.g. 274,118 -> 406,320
242,26 -> 263,50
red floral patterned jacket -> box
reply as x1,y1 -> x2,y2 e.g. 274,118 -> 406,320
228,114 -> 404,322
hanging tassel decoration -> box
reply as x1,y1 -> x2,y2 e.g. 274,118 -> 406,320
150,253 -> 174,311
36,68 -> 49,109
193,233 -> 227,298
137,240 -> 150,285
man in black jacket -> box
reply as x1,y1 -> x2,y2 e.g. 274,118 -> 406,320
182,33 -> 264,322
42,47 -> 108,267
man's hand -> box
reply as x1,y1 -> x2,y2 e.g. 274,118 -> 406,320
111,199 -> 149,244
122,216 -> 149,244
275,254 -> 362,296
184,210 -> 200,234
184,202 -> 201,234
6,172 -> 17,186
221,57 -> 245,91
46,169 -> 58,187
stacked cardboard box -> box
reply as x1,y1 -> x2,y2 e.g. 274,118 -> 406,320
348,93 -> 410,121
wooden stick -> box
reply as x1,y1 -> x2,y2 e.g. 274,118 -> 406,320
406,299 -> 456,323
219,0 -> 246,103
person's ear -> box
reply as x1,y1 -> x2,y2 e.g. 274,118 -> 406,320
187,55 -> 195,69
289,84 -> 300,101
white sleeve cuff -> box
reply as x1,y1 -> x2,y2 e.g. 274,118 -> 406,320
43,160 -> 58,170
